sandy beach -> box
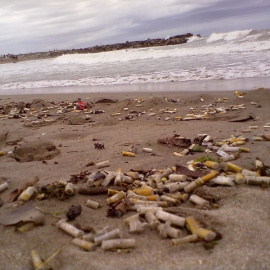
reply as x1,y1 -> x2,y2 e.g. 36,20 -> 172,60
0,88 -> 270,270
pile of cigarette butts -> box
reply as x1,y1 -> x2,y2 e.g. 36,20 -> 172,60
1,132 -> 270,270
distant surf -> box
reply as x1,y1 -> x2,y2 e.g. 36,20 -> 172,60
0,29 -> 269,93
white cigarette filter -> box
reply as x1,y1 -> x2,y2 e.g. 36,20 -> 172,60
102,239 -> 136,250
127,190 -> 147,201
220,145 -> 240,152
171,234 -> 199,246
220,154 -> 238,162
136,206 -> 161,214
0,182 -> 9,193
124,213 -> 144,233
160,195 -> 179,205
164,182 -> 189,193
157,222 -> 182,239
156,210 -> 185,227
96,160 -> 110,169
245,176 -> 270,186
160,168 -> 173,178
64,183 -> 76,195
94,228 -> 121,245
114,169 -> 123,185
106,191 -> 126,205
142,147 -> 153,153
86,199 -> 101,209
168,174 -> 187,182
211,176 -> 235,186
241,169 -> 259,177
189,195 -> 209,207
57,219 -> 84,238
71,238 -> 96,251
83,228 -> 109,241
18,186 -> 37,201
101,172 -> 115,187
144,211 -> 160,229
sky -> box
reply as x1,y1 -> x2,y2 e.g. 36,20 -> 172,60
1,0 -> 270,55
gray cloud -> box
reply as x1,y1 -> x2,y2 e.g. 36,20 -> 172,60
0,0 -> 269,54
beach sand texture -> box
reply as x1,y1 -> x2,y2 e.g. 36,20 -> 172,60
0,89 -> 270,270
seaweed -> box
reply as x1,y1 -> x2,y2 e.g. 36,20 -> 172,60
157,134 -> 191,148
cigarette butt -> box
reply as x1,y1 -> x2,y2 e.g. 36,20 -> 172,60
168,174 -> 187,182
57,219 -> 84,238
96,160 -> 110,169
30,250 -> 44,270
157,222 -> 182,239
142,148 -> 153,153
189,195 -> 209,207
173,152 -> 183,157
246,176 -> 270,186
231,141 -> 246,146
171,234 -> 198,246
0,182 -> 9,193
227,163 -> 243,173
64,183 -> 76,195
204,161 -> 219,169
71,238 -> 96,251
239,148 -> 249,152
156,210 -> 185,227
122,151 -> 135,157
102,239 -> 136,250
86,199 -> 101,209
160,195 -> 179,204
106,191 -> 126,205
234,173 -> 245,184
186,216 -> 216,242
132,187 -> 153,196
18,187 -> 37,201
94,229 -> 121,245
107,189 -> 119,196
242,169 -> 259,177
146,195 -> 159,201
201,171 -> 219,182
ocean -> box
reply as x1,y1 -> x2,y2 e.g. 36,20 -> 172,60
0,29 -> 270,95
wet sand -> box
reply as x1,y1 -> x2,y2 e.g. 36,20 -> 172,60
0,88 -> 270,270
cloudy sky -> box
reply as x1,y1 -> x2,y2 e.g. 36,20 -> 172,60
1,0 -> 270,54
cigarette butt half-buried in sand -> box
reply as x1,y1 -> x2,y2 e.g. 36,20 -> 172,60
186,216 -> 216,242
171,234 -> 199,246
184,170 -> 219,193
0,182 -> 9,193
30,250 -> 44,270
18,186 -> 37,201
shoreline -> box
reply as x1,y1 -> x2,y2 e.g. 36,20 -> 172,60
1,77 -> 270,96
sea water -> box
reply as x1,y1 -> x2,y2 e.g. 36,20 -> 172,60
0,29 -> 270,94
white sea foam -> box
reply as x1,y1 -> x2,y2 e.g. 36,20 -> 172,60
0,29 -> 270,92
207,30 -> 252,42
